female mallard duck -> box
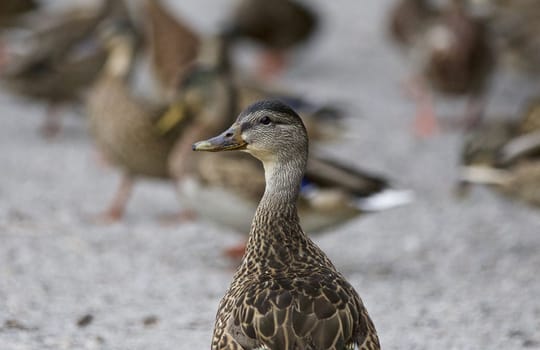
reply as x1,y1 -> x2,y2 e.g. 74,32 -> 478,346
223,0 -> 318,77
193,100 -> 381,350
0,0 -> 129,136
389,0 -> 493,136
88,24 -> 234,221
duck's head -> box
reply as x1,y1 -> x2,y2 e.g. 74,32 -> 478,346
193,100 -> 308,164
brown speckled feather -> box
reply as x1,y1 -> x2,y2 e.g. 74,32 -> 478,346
213,205 -> 379,350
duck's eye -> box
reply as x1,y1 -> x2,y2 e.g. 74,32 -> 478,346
260,116 -> 272,125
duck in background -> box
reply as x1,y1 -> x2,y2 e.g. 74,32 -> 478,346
457,97 -> 540,207
388,0 -> 493,137
0,0 -> 129,137
222,0 -> 318,78
86,19 -> 213,222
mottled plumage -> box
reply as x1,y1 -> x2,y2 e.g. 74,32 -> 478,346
193,100 -> 380,350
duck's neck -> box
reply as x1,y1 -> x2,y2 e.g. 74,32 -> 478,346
243,152 -> 310,268
104,41 -> 133,79
261,154 -> 305,207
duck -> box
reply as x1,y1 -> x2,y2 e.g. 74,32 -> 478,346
457,97 -> 540,205
388,0 -> 493,137
222,0 -> 318,77
88,23 -> 235,221
193,100 -> 381,350
0,0 -> 129,136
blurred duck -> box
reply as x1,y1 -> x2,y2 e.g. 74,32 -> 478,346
222,0 -> 318,77
87,21 -> 191,221
88,23 -> 236,222
457,97 -> 540,206
0,0 -> 128,137
389,0 -> 492,137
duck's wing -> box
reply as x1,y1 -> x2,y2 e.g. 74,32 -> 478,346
303,156 -> 414,213
305,156 -> 388,197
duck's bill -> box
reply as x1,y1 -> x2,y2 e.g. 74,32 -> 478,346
192,127 -> 247,152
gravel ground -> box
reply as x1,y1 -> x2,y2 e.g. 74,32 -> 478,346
1,1 -> 540,349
